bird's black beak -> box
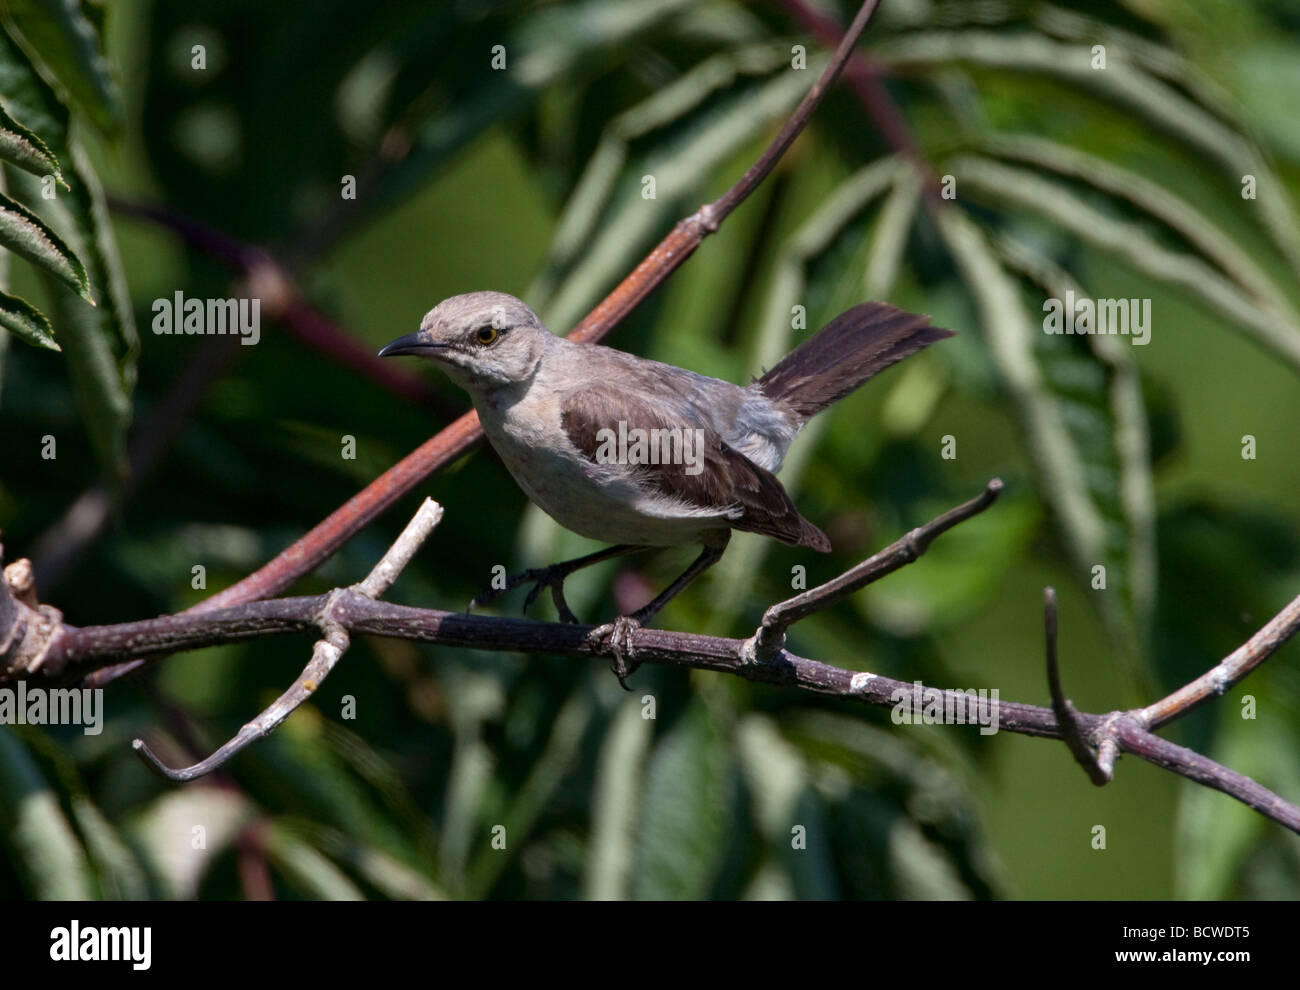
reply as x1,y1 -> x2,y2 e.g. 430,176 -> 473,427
377,332 -> 443,358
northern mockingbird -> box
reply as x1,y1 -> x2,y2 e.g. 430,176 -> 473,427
380,291 -> 952,685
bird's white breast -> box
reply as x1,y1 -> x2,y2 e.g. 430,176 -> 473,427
473,381 -> 730,547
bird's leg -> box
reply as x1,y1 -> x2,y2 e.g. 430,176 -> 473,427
591,535 -> 730,690
468,544 -> 649,623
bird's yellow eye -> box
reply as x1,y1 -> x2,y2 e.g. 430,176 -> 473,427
476,326 -> 500,345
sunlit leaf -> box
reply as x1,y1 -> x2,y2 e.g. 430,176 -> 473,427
131,785 -> 252,899
264,822 -> 365,900
0,287 -> 57,349
736,714 -> 838,900
530,40 -> 792,310
981,133 -> 1299,321
281,819 -> 444,900
936,208 -> 1136,645
952,154 -> 1300,372
0,95 -> 63,180
0,189 -> 90,299
586,696 -> 652,900
879,28 -> 1300,274
539,53 -> 824,333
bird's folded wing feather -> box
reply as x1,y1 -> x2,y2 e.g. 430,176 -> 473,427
559,384 -> 830,551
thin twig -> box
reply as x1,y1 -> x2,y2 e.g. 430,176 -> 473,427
132,499 -> 444,781
1111,717 -> 1300,832
777,0 -> 941,209
1137,591 -> 1300,730
747,478 -> 1003,658
131,604 -> 350,781
354,498 -> 445,599
1044,587 -> 1109,785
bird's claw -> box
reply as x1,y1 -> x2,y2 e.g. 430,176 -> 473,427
588,615 -> 643,690
468,565 -> 580,624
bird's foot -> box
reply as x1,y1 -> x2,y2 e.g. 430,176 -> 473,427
467,564 -> 580,624
588,614 -> 644,690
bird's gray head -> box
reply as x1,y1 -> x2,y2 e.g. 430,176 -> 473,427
378,291 -> 553,391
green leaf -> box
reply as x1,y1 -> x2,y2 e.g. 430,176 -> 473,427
131,786 -> 252,899
10,725 -> 153,899
1029,3 -> 1249,130
879,28 -> 1300,276
992,231 -> 1157,641
538,51 -> 822,333
864,168 -> 921,299
0,23 -> 135,477
867,487 -> 1041,635
980,134 -> 1299,322
529,39 -> 793,309
951,154 -> 1300,372
634,701 -> 734,899
936,208 -> 1135,648
0,727 -> 95,898
0,95 -> 63,180
735,714 -> 839,900
68,795 -> 151,900
0,0 -> 121,134
0,23 -> 70,148
586,696 -> 652,900
783,712 -> 1003,899
14,143 -> 138,478
354,0 -> 699,256
0,287 -> 57,348
251,706 -> 424,872
0,188 -> 91,299
464,686 -> 594,897
264,822 -> 366,901
281,819 -> 444,900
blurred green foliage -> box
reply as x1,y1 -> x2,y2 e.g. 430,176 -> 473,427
1,0 -> 1298,899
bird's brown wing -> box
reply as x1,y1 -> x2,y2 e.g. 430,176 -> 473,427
559,385 -> 830,551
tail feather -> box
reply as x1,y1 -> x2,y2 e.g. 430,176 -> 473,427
756,302 -> 953,420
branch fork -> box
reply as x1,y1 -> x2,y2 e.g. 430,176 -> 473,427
131,499 -> 445,782
744,478 -> 1004,662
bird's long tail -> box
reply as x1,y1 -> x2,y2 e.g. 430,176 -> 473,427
755,302 -> 953,421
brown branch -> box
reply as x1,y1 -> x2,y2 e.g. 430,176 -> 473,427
777,0 -> 940,208
1136,592 -> 1300,730
9,485 -> 1299,835
748,478 -> 1003,658
1043,586 -> 1109,785
23,573 -> 1300,834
